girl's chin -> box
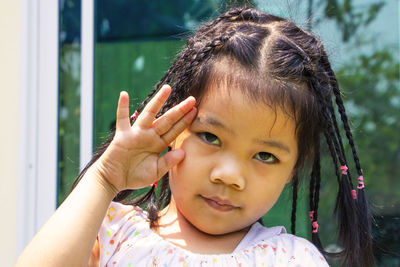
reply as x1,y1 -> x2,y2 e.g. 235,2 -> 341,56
186,216 -> 252,236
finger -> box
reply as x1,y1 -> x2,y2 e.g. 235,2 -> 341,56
161,107 -> 197,145
136,84 -> 171,128
157,149 -> 185,179
116,91 -> 130,131
152,96 -> 196,136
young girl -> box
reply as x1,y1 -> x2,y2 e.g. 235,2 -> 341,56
16,7 -> 374,267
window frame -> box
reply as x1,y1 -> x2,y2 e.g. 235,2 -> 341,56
17,0 -> 59,253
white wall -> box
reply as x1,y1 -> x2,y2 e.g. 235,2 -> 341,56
0,1 -> 20,265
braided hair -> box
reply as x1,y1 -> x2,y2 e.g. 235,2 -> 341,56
72,7 -> 373,267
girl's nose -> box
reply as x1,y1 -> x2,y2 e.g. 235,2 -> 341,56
209,157 -> 246,190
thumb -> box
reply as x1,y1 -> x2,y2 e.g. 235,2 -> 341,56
156,149 -> 185,179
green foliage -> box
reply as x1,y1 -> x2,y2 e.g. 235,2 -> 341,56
321,0 -> 385,41
337,48 -> 400,210
57,44 -> 81,205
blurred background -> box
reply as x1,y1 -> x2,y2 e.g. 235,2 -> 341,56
1,0 -> 399,266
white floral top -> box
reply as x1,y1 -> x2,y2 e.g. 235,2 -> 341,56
98,202 -> 329,267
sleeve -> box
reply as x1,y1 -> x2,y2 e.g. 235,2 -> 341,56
274,234 -> 330,267
97,201 -> 138,265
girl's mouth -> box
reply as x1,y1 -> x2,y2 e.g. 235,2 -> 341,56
201,195 -> 237,212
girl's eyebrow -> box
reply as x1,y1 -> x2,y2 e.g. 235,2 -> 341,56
194,116 -> 291,153
254,139 -> 291,153
194,116 -> 234,135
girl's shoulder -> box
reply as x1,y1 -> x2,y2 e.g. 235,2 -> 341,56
103,201 -> 147,223
265,232 -> 329,266
98,201 -> 148,236
236,222 -> 329,266
97,201 -> 153,265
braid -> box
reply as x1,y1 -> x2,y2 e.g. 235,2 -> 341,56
310,139 -> 325,251
176,31 -> 235,84
323,130 -> 343,216
312,140 -> 321,221
317,62 -> 357,190
195,7 -> 244,36
320,103 -> 362,265
323,131 -> 341,185
314,84 -> 361,264
318,53 -> 363,175
309,160 -> 316,217
291,174 -> 298,234
136,67 -> 177,118
308,76 -> 346,165
328,101 -> 356,187
196,7 -> 284,34
335,95 -> 363,173
321,54 -> 374,266
157,174 -> 170,209
282,26 -> 371,264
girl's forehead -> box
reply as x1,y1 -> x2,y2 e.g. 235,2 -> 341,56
198,83 -> 296,135
200,79 -> 286,115
191,57 -> 305,128
197,58 -> 284,110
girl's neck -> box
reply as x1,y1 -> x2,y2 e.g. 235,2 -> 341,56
152,198 -> 250,254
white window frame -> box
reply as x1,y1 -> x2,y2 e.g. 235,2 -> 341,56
80,0 -> 95,170
17,0 -> 59,253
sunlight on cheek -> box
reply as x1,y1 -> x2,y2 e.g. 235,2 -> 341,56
172,130 -> 191,149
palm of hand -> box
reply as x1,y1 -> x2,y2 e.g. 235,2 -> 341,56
94,85 -> 197,193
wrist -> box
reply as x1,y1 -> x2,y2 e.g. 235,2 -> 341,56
87,163 -> 120,199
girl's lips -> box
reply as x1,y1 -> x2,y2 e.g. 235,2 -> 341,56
201,196 -> 237,212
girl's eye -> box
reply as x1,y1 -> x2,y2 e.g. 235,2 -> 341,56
254,152 -> 279,164
197,132 -> 220,146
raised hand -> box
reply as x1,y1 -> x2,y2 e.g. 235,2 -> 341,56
93,84 -> 197,194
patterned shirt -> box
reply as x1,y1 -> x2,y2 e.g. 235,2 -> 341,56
98,202 -> 329,267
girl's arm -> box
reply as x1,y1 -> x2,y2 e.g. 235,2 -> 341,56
15,166 -> 117,266
15,85 -> 197,266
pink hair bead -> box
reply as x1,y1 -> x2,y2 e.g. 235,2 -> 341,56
309,211 -> 314,222
340,165 -> 348,175
130,110 -> 139,121
358,176 -> 365,189
312,221 -> 319,233
351,189 -> 357,199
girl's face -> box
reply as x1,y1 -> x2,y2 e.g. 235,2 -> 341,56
168,83 -> 299,235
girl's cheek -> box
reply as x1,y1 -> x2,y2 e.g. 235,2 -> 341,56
183,134 -> 217,157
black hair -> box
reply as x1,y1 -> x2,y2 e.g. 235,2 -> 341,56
71,7 -> 373,267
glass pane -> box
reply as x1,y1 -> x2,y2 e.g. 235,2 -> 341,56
57,0 -> 81,206
93,40 -> 184,149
